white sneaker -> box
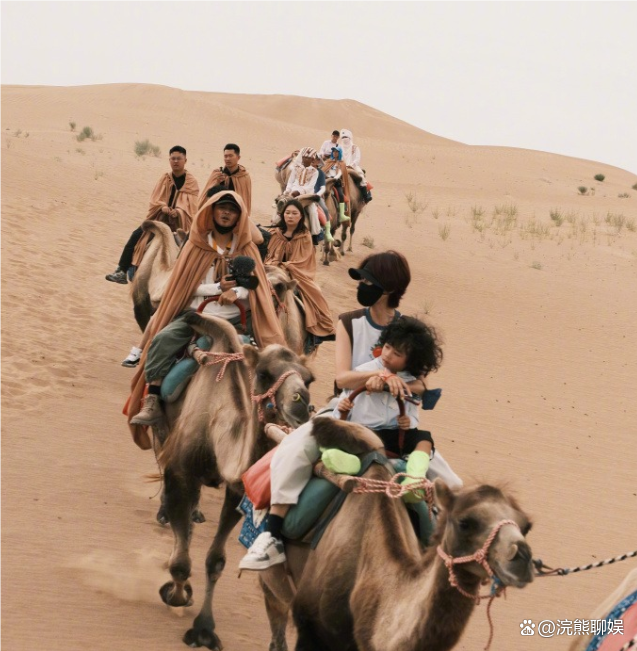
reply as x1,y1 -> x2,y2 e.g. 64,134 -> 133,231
239,532 -> 286,571
121,346 -> 142,368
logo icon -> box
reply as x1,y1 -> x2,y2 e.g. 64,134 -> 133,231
520,620 -> 535,636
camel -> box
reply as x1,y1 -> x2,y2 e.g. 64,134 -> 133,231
274,153 -> 298,193
265,264 -> 308,356
129,219 -> 184,331
127,223 -> 305,355
258,419 -> 534,651
156,312 -> 315,650
322,174 -> 366,265
568,567 -> 637,651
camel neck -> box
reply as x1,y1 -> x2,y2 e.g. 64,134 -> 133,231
415,559 -> 479,650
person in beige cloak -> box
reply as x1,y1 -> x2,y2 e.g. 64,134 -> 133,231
105,145 -> 199,284
264,198 -> 335,349
125,190 -> 287,448
197,142 -> 265,246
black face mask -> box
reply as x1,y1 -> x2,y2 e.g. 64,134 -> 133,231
214,220 -> 236,235
357,282 -> 384,307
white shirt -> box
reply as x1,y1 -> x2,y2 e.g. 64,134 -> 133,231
332,357 -> 419,430
189,233 -> 250,320
285,165 -> 319,196
319,139 -> 338,159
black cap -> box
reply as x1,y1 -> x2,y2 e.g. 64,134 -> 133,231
348,266 -> 384,288
215,193 -> 241,210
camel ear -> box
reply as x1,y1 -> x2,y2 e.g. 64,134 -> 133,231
433,478 -> 455,513
286,279 -> 298,293
242,344 -> 260,369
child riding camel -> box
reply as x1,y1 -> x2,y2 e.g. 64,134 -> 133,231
239,315 -> 443,571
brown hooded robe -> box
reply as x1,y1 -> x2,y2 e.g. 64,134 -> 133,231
199,166 -> 252,216
264,229 -> 335,337
126,191 -> 285,449
131,171 -> 199,266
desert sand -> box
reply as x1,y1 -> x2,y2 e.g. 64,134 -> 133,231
2,83 -> 636,651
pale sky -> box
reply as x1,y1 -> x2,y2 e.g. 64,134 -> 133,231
2,1 -> 636,173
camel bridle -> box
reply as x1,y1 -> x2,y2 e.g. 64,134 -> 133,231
251,369 -> 305,422
437,518 -> 519,602
437,518 -> 520,651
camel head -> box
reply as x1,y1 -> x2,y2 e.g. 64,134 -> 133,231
434,480 -> 534,589
243,343 -> 314,428
273,193 -> 318,227
274,193 -> 288,219
266,264 -> 298,306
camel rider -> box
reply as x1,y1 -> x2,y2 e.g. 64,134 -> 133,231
322,146 -> 349,225
340,129 -> 373,203
120,143 -> 254,370
239,315 -> 442,571
198,143 -> 254,215
198,143 -> 266,248
126,191 -> 286,445
310,158 -> 334,244
284,147 -> 324,242
319,130 -> 340,161
105,146 -> 199,284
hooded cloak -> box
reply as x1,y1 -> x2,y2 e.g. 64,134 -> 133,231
199,165 -> 252,216
131,170 -> 199,266
264,228 -> 335,338
126,190 -> 285,449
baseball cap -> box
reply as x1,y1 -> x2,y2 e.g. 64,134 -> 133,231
348,266 -> 384,289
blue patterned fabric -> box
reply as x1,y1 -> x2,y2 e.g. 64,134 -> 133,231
237,494 -> 269,549
586,589 -> 637,650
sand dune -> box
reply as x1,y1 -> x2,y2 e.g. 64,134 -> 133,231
2,83 -> 636,650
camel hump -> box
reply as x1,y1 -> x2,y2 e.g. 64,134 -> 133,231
141,219 -> 172,235
183,311 -> 243,348
346,168 -> 364,184
311,417 -> 383,455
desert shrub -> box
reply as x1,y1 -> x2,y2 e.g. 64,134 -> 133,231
362,236 -> 375,249
606,212 -> 626,232
404,191 -> 428,228
578,186 -> 588,195
618,193 -> 630,199
531,261 -> 543,270
135,139 -> 161,157
13,129 -> 22,137
76,126 -> 101,142
550,209 -> 564,226
626,218 -> 636,232
632,182 -> 637,191
594,174 -> 605,182
439,224 -> 451,241
69,121 -> 76,131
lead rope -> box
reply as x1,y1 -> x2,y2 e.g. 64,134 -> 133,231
533,549 -> 637,577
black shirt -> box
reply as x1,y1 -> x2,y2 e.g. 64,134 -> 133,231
168,173 -> 187,207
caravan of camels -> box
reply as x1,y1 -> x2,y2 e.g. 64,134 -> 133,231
95,125 -> 637,651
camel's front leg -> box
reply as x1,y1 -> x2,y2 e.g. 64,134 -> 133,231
158,467 -> 198,608
322,238 -> 330,266
339,223 -> 349,256
183,485 -> 243,650
347,222 -> 354,253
